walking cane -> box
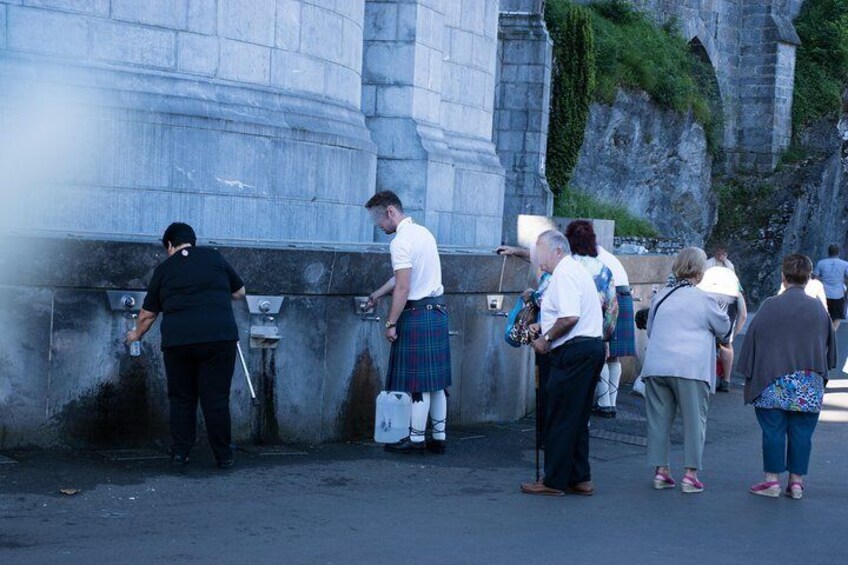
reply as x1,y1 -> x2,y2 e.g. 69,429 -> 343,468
535,364 -> 541,482
236,341 -> 261,407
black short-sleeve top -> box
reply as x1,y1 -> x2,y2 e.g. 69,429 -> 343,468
142,247 -> 244,349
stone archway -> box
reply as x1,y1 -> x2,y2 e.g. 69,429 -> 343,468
688,35 -> 726,170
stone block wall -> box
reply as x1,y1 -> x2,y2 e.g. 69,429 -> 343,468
581,0 -> 802,174
361,0 -> 505,247
439,0 -> 505,247
0,235 -> 679,448
0,0 -> 377,244
495,0 -> 553,244
0,236 -> 534,449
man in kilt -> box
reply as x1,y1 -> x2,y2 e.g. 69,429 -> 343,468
365,191 -> 451,454
596,245 -> 637,418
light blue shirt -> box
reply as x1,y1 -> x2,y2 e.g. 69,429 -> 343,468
813,257 -> 848,299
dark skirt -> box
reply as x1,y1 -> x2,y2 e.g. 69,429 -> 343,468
827,297 -> 846,320
386,303 -> 452,393
608,292 -> 636,357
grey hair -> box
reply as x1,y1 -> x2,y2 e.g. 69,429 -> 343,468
672,247 -> 708,280
537,229 -> 571,254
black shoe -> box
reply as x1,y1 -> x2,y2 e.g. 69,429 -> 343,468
717,380 -> 731,393
216,458 -> 234,469
169,453 -> 190,467
426,439 -> 447,454
384,437 -> 426,454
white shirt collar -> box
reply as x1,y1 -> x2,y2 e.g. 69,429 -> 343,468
396,216 -> 414,233
551,255 -> 572,276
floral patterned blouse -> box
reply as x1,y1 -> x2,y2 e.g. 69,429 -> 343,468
752,370 -> 825,412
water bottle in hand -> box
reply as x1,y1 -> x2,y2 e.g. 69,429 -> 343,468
130,340 -> 141,357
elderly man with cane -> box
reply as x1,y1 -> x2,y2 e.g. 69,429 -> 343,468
365,191 -> 451,454
521,230 -> 606,496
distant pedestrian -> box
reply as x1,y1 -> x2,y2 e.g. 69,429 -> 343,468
697,266 -> 747,392
812,244 -> 848,330
640,247 -> 730,493
705,246 -> 736,273
739,254 -> 836,500
126,223 -> 246,469
521,230 -> 605,497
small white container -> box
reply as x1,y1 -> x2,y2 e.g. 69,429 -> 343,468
374,391 -> 411,444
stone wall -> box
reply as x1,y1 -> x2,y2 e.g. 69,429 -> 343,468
495,0 -> 553,245
575,0 -> 803,174
0,234 -> 677,448
361,0 -> 506,247
714,98 -> 848,307
0,0 -> 556,248
0,0 -> 378,244
0,236 -> 536,449
570,90 -> 715,246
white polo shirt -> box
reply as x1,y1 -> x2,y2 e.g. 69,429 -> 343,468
390,217 -> 444,300
540,255 -> 603,348
597,245 -> 629,287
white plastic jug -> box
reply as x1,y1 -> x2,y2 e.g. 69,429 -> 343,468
374,391 -> 411,444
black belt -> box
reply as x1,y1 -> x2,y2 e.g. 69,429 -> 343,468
404,297 -> 445,311
616,285 -> 631,295
553,335 -> 602,351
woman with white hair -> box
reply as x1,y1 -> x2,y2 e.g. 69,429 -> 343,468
640,247 -> 730,493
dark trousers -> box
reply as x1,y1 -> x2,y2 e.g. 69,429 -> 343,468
163,341 -> 237,461
544,338 -> 606,490
755,408 -> 820,475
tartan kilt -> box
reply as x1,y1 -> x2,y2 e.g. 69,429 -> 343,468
608,292 -> 636,357
386,304 -> 452,393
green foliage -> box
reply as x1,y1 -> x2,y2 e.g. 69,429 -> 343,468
776,142 -> 810,169
543,1 -> 720,236
586,1 -> 719,151
710,180 -> 777,243
544,1 -> 595,194
555,188 -> 658,237
792,0 -> 848,131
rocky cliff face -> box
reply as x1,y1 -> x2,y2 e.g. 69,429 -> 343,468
712,90 -> 848,306
570,90 -> 715,246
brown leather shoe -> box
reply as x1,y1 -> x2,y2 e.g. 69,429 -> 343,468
521,480 -> 565,497
565,481 -> 595,496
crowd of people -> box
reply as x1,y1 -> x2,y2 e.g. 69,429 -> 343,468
497,224 -> 840,500
126,193 -> 842,501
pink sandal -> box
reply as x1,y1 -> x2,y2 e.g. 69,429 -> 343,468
785,482 -> 804,500
749,481 -> 781,498
653,472 -> 676,490
681,475 -> 704,494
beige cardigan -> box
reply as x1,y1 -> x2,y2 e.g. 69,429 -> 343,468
640,285 -> 731,392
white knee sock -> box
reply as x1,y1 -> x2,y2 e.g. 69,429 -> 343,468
596,364 -> 611,407
429,390 -> 447,441
410,392 -> 430,443
608,360 -> 622,407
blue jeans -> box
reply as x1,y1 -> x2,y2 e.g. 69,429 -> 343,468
755,408 -> 820,475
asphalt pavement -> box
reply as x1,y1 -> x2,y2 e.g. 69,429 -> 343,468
2,328 -> 847,564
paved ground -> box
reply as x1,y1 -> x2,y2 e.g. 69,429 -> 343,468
2,330 -> 848,564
